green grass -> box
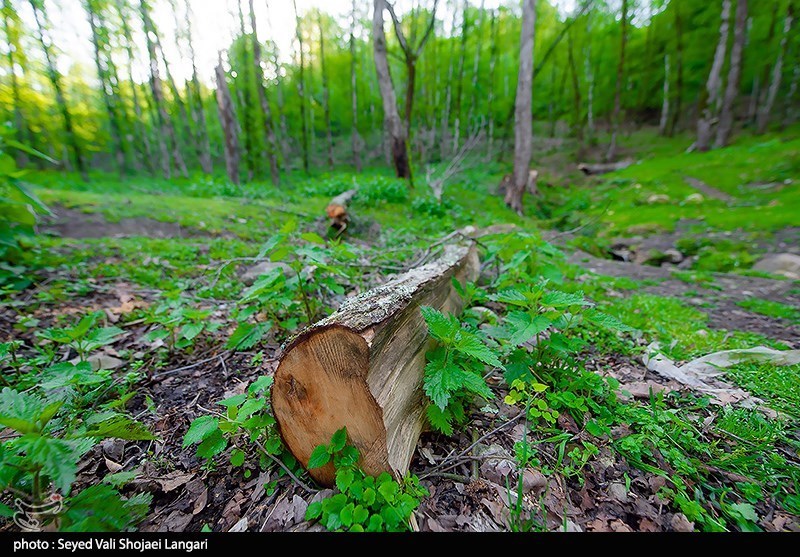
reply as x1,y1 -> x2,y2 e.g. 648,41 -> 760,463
724,362 -> 800,418
737,298 -> 800,324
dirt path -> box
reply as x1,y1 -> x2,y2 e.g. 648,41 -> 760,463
42,207 -> 209,239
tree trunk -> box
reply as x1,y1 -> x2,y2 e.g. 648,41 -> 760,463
440,2 -> 456,160
116,0 -> 153,174
273,241 -> 479,486
185,0 -> 213,175
715,0 -> 747,148
373,0 -> 410,179
584,13 -> 595,143
757,3 -> 793,134
487,9 -> 498,157
606,0 -> 628,161
293,0 -> 310,174
784,58 -> 800,127
659,55 -> 670,135
140,0 -> 183,179
466,0 -> 485,133
317,13 -> 334,169
696,0 -> 730,152
567,28 -> 582,143
752,1 -> 780,125
3,0 -> 29,167
505,0 -> 537,216
249,0 -> 280,184
30,0 -> 87,180
668,0 -> 684,136
350,0 -> 363,172
85,0 -> 127,174
452,0 -> 469,154
237,1 -> 256,180
215,54 -> 241,186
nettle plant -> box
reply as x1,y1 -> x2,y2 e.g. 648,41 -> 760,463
305,428 -> 428,532
183,376 -> 292,479
227,227 -> 357,350
143,296 -> 221,353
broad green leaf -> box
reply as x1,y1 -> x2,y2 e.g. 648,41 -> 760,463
196,429 -> 227,458
248,376 -> 274,395
541,290 -> 591,308
219,394 -> 247,408
308,445 -> 331,469
306,501 -> 323,520
420,306 -> 458,342
227,322 -> 272,350
81,415 -> 155,441
180,323 -> 204,341
506,312 -> 551,346
183,416 -> 220,447
330,427 -> 348,452
336,468 -> 355,492
584,309 -> 634,332
423,358 -> 463,410
230,449 -> 246,467
453,331 -> 502,368
426,404 -> 453,435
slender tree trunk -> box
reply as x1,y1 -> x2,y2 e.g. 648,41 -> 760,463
752,1 -> 780,125
292,0 -> 309,174
696,0 -> 730,151
3,0 -> 28,166
249,0 -> 280,184
236,1 -> 256,180
318,13 -> 334,169
506,0 -> 537,216
452,0 -> 469,153
215,54 -> 241,185
659,54 -> 670,135
30,0 -> 87,179
567,28 -> 582,143
667,0 -> 685,136
350,0 -> 363,172
715,0 -> 747,148
784,60 -> 800,126
584,13 -> 595,143
85,0 -> 126,174
373,0 -> 410,179
606,0 -> 628,161
467,0 -> 485,133
440,2 -> 456,160
487,8 -> 498,157
757,3 -> 793,134
273,51 -> 291,168
116,0 -> 153,173
140,0 -> 184,178
185,0 -> 213,174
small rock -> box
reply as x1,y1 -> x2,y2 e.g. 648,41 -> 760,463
684,193 -> 704,204
670,513 -> 695,532
753,253 -> 800,279
663,248 -> 684,264
696,329 -> 708,337
608,482 -> 629,503
241,261 -> 294,285
647,194 -> 670,205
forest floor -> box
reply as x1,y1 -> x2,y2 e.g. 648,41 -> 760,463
2,126 -> 799,532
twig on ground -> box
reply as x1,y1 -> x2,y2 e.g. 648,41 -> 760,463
252,439 -> 318,494
151,352 -> 229,379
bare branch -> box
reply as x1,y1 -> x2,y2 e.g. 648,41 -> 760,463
414,0 -> 440,58
385,1 -> 411,55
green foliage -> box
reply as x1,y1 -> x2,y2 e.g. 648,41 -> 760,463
736,298 -> 800,324
59,484 -> 152,532
304,428 -> 428,532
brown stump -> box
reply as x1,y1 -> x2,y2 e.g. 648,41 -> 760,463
272,242 -> 479,486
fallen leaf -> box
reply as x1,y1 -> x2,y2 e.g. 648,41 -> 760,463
639,518 -> 660,532
162,510 -> 193,532
670,513 -> 695,532
228,517 -> 248,532
157,471 -> 195,493
104,457 -> 123,474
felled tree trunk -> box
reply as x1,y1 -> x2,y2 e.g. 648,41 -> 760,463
325,189 -> 358,235
578,160 -> 633,175
272,241 -> 480,486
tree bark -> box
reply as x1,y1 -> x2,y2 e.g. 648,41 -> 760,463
317,13 -> 334,169
293,0 -> 310,174
757,3 -> 793,134
215,54 -> 241,185
584,13 -> 595,143
696,0 -> 730,152
667,0 -> 684,136
30,0 -> 87,180
3,0 -> 29,166
752,1 -> 780,125
715,0 -> 747,148
606,0 -> 628,161
237,1 -> 256,180
140,0 -> 183,179
185,0 -> 213,175
350,0 -> 363,172
373,0 -> 410,179
249,0 -> 280,184
273,241 -> 479,486
659,54 -> 670,135
567,27 -> 582,143
85,0 -> 127,174
466,0 -> 485,134
486,8 -> 498,157
440,1 -> 456,160
452,0 -> 469,154
505,0 -> 537,216
116,0 -> 153,174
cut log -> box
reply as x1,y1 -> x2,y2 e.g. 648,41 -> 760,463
272,241 -> 479,486
325,189 -> 358,235
577,159 -> 633,175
